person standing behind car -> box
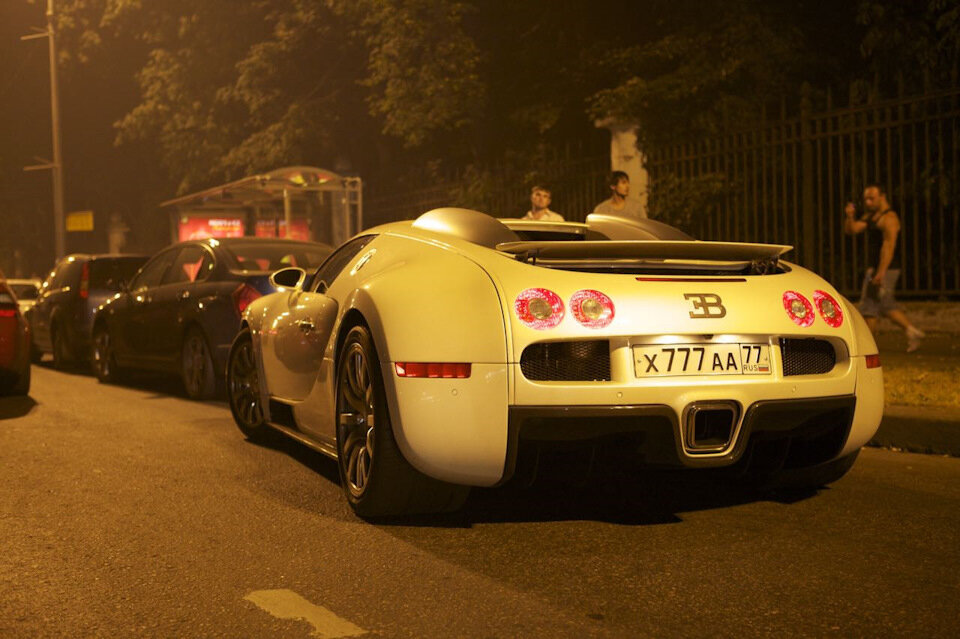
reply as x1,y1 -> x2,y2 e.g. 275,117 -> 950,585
592,170 -> 644,220
843,184 -> 924,352
523,185 -> 564,221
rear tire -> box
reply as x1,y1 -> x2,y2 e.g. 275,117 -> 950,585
12,362 -> 30,396
51,325 -> 72,370
335,325 -> 469,518
92,326 -> 122,384
181,328 -> 216,400
227,328 -> 269,441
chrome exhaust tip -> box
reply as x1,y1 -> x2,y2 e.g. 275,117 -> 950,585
683,401 -> 740,454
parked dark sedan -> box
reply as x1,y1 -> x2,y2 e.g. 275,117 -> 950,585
0,274 -> 31,396
91,237 -> 331,399
30,254 -> 149,367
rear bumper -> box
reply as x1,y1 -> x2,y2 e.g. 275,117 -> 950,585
502,395 -> 856,482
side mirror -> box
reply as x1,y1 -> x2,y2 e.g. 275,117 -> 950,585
270,266 -> 306,290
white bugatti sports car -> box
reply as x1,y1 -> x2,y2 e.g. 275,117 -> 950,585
227,208 -> 883,517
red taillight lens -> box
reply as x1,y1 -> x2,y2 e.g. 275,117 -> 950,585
782,291 -> 814,327
813,290 -> 843,328
0,308 -> 17,318
514,288 -> 564,329
865,354 -> 881,369
232,283 -> 262,315
395,362 -> 471,378
570,289 -> 615,328
80,262 -> 89,299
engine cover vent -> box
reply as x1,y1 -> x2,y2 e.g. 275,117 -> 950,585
780,338 -> 836,376
520,340 -> 611,382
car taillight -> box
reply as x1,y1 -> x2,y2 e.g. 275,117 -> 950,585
782,291 -> 814,327
80,262 -> 89,299
232,283 -> 262,315
865,354 -> 881,369
570,289 -> 615,328
514,288 -> 564,329
813,290 -> 843,328
395,362 -> 471,378
0,308 -> 16,318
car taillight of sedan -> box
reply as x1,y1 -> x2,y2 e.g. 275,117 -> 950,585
232,283 -> 262,316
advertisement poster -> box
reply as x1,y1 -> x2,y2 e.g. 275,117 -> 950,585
254,219 -> 310,241
178,216 -> 245,241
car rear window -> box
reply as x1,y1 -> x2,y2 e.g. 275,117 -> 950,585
9,283 -> 39,300
89,257 -> 148,290
225,242 -> 331,272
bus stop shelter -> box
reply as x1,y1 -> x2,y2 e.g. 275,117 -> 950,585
159,166 -> 362,247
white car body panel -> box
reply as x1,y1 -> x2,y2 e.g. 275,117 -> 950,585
241,210 -> 883,487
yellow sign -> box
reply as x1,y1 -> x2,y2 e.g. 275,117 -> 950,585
66,210 -> 94,232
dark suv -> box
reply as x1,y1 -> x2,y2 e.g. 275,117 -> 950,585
30,254 -> 149,368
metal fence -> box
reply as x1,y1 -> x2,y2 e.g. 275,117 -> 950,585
648,88 -> 960,298
366,89 -> 959,298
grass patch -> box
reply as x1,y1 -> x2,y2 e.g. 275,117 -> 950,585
883,364 -> 960,408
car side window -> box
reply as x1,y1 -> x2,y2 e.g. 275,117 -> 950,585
162,245 -> 213,285
311,236 -> 375,293
130,250 -> 177,292
42,263 -> 63,292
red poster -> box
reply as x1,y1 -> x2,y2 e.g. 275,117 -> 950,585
178,216 -> 245,241
254,219 -> 310,241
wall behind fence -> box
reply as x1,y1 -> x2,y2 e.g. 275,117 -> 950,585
648,88 -> 960,299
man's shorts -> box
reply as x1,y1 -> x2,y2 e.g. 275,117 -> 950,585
859,267 -> 901,317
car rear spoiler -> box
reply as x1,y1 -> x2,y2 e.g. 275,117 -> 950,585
495,240 -> 793,263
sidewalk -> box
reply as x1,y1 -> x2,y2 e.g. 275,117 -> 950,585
866,302 -> 960,457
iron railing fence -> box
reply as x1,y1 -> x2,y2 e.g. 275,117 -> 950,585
366,89 -> 958,298
647,88 -> 960,298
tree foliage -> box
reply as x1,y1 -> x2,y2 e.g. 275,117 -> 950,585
858,0 -> 960,88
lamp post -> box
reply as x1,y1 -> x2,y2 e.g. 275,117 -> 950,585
22,0 -> 66,260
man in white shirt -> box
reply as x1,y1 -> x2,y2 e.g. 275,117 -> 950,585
592,170 -> 643,219
522,185 -> 564,221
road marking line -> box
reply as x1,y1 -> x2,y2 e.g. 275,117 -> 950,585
245,589 -> 366,638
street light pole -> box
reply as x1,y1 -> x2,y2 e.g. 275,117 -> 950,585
22,0 -> 65,260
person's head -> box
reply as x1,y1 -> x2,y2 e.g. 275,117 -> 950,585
608,170 -> 630,198
862,184 -> 889,213
530,185 -> 552,212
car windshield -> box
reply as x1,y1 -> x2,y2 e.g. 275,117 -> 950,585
89,257 -> 148,291
225,241 -> 331,272
9,283 -> 39,300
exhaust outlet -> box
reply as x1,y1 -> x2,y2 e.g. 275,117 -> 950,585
683,401 -> 740,454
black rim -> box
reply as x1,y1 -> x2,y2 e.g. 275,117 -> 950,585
183,334 -> 209,396
53,331 -> 67,365
93,331 -> 110,378
229,337 -> 262,427
338,341 -> 375,497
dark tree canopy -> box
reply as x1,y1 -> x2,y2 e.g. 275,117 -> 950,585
43,0 -> 952,209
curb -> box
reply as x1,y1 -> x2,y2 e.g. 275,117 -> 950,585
868,404 -> 960,457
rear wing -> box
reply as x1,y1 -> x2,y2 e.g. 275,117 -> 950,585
495,240 -> 793,262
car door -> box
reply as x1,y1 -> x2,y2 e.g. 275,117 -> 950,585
115,249 -> 177,366
153,244 -> 210,366
261,236 -> 373,402
31,262 -> 64,351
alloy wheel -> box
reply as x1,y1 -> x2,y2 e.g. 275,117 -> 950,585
337,342 -> 376,497
182,333 -> 210,397
228,338 -> 263,427
93,330 -> 112,380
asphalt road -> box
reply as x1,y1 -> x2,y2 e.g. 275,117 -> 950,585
2,365 -> 959,638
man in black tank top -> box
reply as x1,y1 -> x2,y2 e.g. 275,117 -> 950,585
844,184 -> 925,352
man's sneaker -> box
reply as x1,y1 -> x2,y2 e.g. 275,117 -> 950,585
906,327 -> 925,353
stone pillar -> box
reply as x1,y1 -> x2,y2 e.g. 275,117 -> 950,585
595,118 -> 648,218
107,213 -> 129,254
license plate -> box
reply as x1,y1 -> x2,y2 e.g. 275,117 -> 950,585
633,343 -> 770,377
